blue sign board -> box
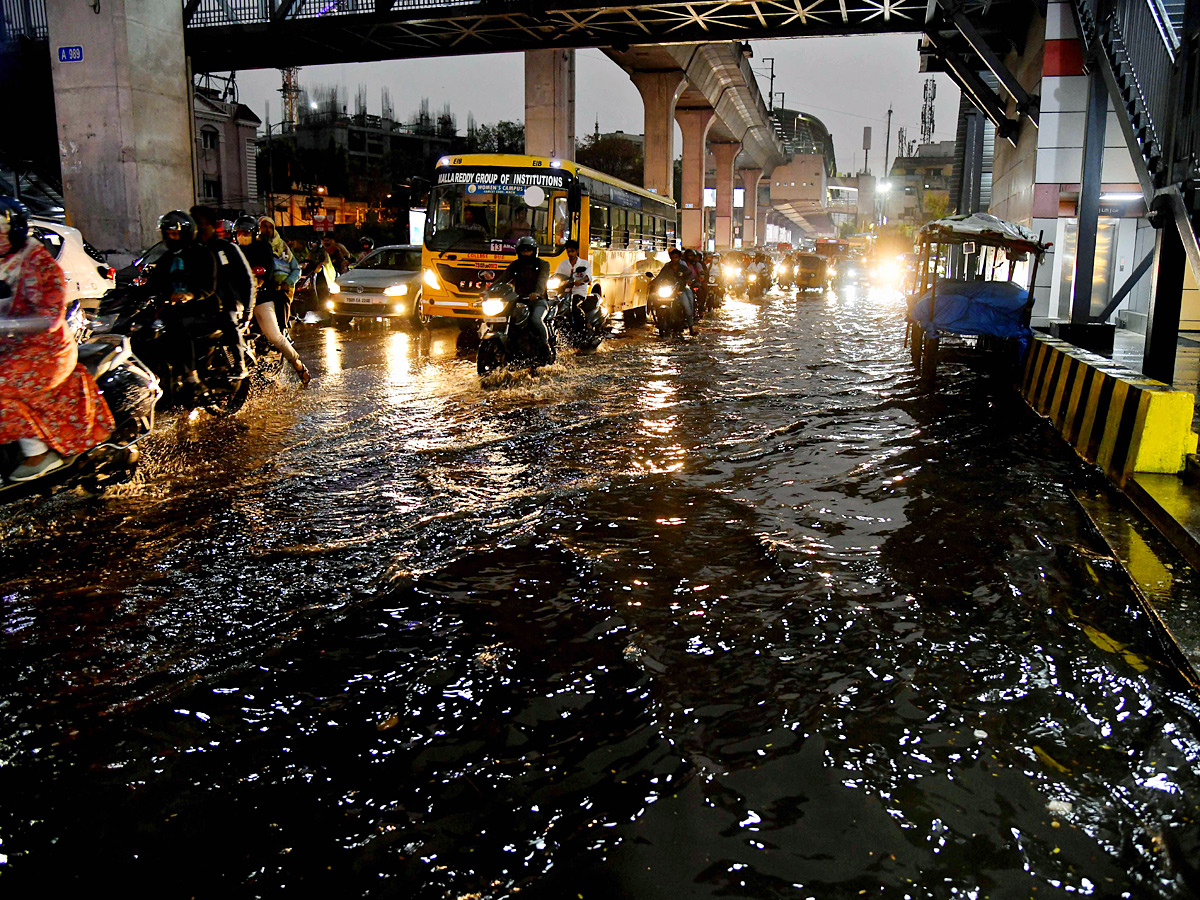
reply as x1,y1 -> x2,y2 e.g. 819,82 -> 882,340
57,46 -> 84,63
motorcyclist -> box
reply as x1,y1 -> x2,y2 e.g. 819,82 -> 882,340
552,240 -> 598,332
0,197 -> 114,481
234,217 -> 311,386
682,248 -> 707,317
191,205 -> 253,379
649,247 -> 696,335
144,210 -> 224,397
358,236 -> 375,261
492,235 -> 551,362
258,217 -> 301,300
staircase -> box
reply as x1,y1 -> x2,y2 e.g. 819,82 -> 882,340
1075,0 -> 1199,269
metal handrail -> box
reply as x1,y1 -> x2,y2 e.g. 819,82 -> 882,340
185,0 -> 485,27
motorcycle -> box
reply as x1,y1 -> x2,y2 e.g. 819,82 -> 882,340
475,283 -> 558,377
0,291 -> 161,500
552,267 -> 607,351
747,268 -> 767,301
93,288 -> 253,418
644,272 -> 691,338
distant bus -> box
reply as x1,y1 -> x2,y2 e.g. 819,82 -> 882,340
420,154 -> 678,327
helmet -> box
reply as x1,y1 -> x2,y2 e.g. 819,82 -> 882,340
158,209 -> 197,244
234,215 -> 258,236
359,236 -> 375,252
515,235 -> 538,256
216,219 -> 235,240
0,196 -> 30,252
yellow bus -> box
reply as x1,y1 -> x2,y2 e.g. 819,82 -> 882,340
419,154 -> 677,328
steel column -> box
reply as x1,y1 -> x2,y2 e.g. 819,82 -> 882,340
1072,66 -> 1108,323
1143,216 -> 1187,383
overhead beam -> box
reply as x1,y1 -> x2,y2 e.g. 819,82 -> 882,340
273,0 -> 300,22
925,35 -> 1020,144
935,0 -> 1039,126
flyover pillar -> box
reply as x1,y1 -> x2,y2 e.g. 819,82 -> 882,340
711,141 -> 740,250
46,0 -> 194,258
675,107 -> 715,249
630,70 -> 688,198
525,49 -> 575,161
740,168 -> 763,247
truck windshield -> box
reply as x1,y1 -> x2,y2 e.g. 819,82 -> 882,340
425,167 -> 572,254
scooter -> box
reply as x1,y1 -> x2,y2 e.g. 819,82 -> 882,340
476,283 -> 559,377
645,273 -> 691,338
553,267 -> 607,351
0,328 -> 161,501
747,269 -> 768,301
94,289 -> 253,417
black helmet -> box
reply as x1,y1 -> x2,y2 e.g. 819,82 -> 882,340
0,196 -> 30,252
515,235 -> 538,256
359,236 -> 375,252
158,209 -> 197,244
234,215 -> 258,236
682,249 -> 697,262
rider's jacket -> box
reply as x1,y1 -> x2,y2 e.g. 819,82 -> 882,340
651,259 -> 692,293
147,244 -> 219,307
199,235 -> 256,318
497,256 -> 549,299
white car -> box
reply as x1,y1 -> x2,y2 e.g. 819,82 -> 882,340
29,218 -> 116,313
329,245 -> 426,327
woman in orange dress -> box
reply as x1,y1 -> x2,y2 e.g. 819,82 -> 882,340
0,198 -> 114,482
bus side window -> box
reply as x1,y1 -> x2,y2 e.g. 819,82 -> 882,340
590,201 -> 610,248
613,208 -> 627,249
553,196 -> 570,245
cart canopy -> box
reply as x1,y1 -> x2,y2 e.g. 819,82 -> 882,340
909,278 -> 1032,341
918,213 -> 1048,256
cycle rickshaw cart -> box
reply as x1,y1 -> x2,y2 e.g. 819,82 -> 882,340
904,213 -> 1051,381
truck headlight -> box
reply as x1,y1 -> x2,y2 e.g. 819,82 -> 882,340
384,284 -> 407,297
423,268 -> 440,290
481,298 -> 506,316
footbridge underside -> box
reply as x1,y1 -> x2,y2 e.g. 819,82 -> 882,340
183,0 -> 932,70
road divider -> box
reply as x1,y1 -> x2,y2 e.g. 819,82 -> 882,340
1022,336 -> 1197,482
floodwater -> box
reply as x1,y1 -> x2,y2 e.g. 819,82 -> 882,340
2,288 -> 1199,898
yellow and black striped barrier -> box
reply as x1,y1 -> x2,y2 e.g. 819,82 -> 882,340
1022,336 -> 1197,482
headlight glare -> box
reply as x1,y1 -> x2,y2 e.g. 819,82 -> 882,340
481,298 -> 506,316
657,285 -> 674,298
423,268 -> 440,290
546,276 -> 563,291
329,282 -> 341,294
384,284 -> 407,297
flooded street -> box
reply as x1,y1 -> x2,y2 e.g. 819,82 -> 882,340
3,289 -> 1200,898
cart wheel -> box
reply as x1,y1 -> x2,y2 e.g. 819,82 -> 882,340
920,335 -> 939,380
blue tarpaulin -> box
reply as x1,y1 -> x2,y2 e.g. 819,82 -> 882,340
910,279 -> 1032,342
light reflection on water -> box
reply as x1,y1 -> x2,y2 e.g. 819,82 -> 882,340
0,287 -> 1199,897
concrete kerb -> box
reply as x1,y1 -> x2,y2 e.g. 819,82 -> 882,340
1022,335 -> 1198,483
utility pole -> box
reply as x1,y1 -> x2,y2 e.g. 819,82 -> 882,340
760,57 -> 775,110
883,104 -> 893,181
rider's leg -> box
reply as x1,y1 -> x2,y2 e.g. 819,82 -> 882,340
530,299 -> 551,361
217,304 -> 249,379
255,301 -> 310,385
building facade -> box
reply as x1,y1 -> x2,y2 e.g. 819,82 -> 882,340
193,86 -> 261,213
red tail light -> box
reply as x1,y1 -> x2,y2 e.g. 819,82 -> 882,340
99,265 -> 117,280
132,275 -> 147,287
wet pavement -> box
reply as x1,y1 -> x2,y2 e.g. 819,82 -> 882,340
2,288 -> 1200,898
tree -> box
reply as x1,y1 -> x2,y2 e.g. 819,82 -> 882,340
575,133 -> 643,185
465,120 -> 525,154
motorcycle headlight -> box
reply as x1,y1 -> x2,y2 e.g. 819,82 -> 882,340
722,266 -> 733,276
384,284 -> 407,297
546,276 -> 563,291
774,264 -> 783,274
481,298 -> 506,317
734,267 -> 742,276
329,282 -> 341,294
326,300 -> 335,310
423,268 -> 441,290
748,273 -> 758,282
657,285 -> 674,298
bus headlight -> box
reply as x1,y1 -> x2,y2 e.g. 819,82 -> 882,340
423,268 -> 441,290
481,298 -> 506,316
657,285 -> 675,298
546,276 -> 563,291
328,282 -> 341,294
384,284 -> 408,297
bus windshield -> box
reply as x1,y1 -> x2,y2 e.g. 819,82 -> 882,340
426,166 -> 573,254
